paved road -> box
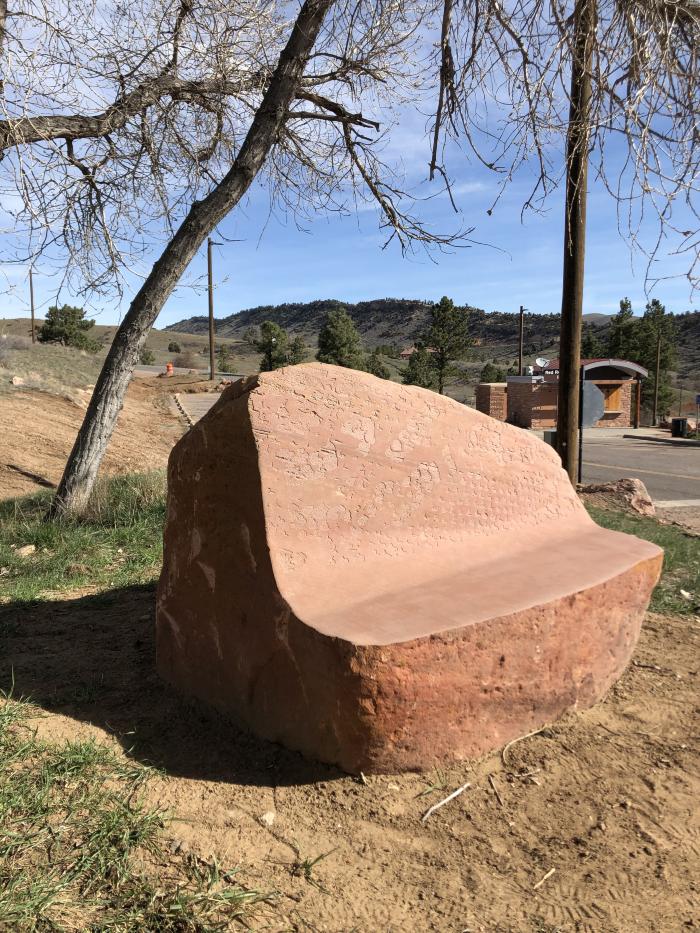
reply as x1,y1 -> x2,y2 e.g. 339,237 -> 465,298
134,365 -> 244,378
581,435 -> 699,504
178,392 -> 699,504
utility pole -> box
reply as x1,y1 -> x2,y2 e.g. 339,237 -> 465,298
518,305 -> 525,375
207,238 -> 216,381
555,0 -> 595,485
652,330 -> 661,425
29,266 -> 36,343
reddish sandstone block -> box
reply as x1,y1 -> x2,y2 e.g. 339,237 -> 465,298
156,364 -> 662,773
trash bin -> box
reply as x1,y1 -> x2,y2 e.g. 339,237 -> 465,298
671,417 -> 688,438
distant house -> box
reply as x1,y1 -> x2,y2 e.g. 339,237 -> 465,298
476,358 -> 648,429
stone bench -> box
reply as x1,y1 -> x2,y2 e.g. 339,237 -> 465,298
156,363 -> 662,773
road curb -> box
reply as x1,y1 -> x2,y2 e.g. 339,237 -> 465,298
623,433 -> 700,448
173,393 -> 195,428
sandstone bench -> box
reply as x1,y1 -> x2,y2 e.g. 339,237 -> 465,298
156,363 -> 663,773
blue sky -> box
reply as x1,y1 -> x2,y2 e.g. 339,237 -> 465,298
2,135 -> 696,328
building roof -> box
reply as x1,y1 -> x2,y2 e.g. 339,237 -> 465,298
538,358 -> 648,379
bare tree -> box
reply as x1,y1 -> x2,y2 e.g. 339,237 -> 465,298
0,0 -> 697,508
1,0 -> 470,515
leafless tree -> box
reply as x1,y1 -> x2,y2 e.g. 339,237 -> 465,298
0,0 -> 697,509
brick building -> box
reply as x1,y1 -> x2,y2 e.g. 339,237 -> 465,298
476,359 -> 647,429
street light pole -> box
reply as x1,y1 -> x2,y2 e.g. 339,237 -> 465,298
29,266 -> 36,343
652,330 -> 661,426
518,305 -> 526,375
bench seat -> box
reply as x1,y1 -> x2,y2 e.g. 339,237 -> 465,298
157,363 -> 662,772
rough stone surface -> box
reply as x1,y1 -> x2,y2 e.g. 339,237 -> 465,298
579,478 -> 656,518
156,363 -> 663,773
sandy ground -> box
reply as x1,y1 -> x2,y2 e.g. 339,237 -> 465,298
1,585 -> 697,933
0,377 -> 190,500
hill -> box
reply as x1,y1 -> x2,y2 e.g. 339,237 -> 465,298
167,299 -> 698,375
166,298 -> 568,363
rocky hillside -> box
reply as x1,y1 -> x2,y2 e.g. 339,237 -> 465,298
167,298 -> 566,359
167,298 -> 699,381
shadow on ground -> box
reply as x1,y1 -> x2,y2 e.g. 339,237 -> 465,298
0,584 -> 339,787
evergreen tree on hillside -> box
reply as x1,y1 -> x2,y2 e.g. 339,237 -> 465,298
288,336 -> 307,365
607,298 -> 639,360
217,343 -> 234,371
38,304 -> 100,352
637,299 -> 677,419
580,324 -> 604,358
256,321 -> 288,371
316,308 -> 365,369
479,361 -> 506,382
402,345 -> 437,390
366,348 -> 391,379
424,296 -> 472,394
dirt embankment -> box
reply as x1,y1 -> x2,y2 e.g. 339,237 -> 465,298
0,377 -> 189,500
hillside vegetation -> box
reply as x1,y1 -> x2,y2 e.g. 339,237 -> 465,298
167,298 -> 700,384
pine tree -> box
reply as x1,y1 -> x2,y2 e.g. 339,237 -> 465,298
256,321 -> 288,371
479,361 -> 505,382
580,324 -> 604,358
424,296 -> 472,394
287,336 -> 307,365
217,343 -> 234,371
402,345 -> 437,390
38,304 -> 100,352
366,347 -> 391,379
607,298 -> 639,360
316,308 -> 364,369
636,299 -> 677,419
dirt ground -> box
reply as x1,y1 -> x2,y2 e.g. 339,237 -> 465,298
0,376 -> 194,499
1,584 -> 697,933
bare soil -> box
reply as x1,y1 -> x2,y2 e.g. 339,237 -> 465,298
1,586 -> 697,932
0,376 -> 188,499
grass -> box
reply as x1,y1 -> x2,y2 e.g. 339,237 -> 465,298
0,473 -> 166,604
0,695 -> 267,930
0,341 -> 104,400
0,474 -> 276,928
588,505 -> 699,615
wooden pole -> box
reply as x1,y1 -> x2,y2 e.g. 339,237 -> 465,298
518,305 -> 525,375
555,0 -> 595,484
207,237 -> 215,381
652,330 -> 661,425
635,376 -> 641,428
29,266 -> 36,343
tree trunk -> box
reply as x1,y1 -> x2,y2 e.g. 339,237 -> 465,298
556,0 -> 595,484
50,0 -> 334,517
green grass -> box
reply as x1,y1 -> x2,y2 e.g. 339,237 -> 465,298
0,473 -> 166,604
588,505 -> 699,615
0,695 -> 268,930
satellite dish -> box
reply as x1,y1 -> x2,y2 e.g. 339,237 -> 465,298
535,357 -> 550,368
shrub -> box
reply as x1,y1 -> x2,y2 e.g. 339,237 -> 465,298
177,350 -> 200,369
37,304 -> 100,352
139,348 -> 156,365
167,340 -> 181,353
